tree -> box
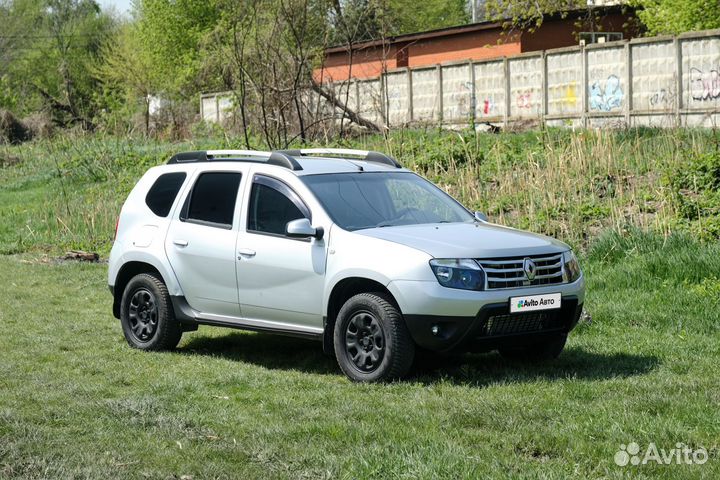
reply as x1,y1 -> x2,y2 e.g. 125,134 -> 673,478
96,22 -> 159,135
136,0 -> 223,97
1,0 -> 115,128
630,0 -> 720,35
379,0 -> 468,35
484,0 -> 585,31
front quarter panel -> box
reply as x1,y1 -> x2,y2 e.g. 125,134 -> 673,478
323,226 -> 434,313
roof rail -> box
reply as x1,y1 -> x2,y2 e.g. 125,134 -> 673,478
167,149 -> 302,171
280,148 -> 402,169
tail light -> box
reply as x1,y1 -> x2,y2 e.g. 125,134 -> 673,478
114,217 -> 120,240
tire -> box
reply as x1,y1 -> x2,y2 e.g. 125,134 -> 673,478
333,292 -> 415,382
120,273 -> 182,351
498,334 -> 567,362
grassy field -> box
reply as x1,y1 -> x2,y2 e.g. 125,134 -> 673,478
0,231 -> 718,479
1,129 -> 719,478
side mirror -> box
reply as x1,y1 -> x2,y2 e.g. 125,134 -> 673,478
286,218 -> 324,240
474,211 -> 488,222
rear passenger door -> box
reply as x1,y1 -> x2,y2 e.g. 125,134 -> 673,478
165,169 -> 245,317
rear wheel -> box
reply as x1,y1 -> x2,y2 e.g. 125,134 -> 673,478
334,293 -> 414,382
498,334 -> 567,361
120,273 -> 182,351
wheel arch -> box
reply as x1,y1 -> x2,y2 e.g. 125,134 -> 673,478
323,276 -> 401,355
112,261 -> 166,319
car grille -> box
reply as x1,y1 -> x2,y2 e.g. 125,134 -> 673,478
476,253 -> 564,289
478,311 -> 565,337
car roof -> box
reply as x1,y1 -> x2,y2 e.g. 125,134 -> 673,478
163,149 -> 406,176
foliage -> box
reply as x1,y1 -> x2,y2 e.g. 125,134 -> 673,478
135,0 -> 223,98
664,148 -> 720,240
631,0 -> 720,35
484,0 -> 586,30
1,0 -> 115,128
95,22 -> 161,136
1,128 -> 719,256
383,0 -> 468,35
329,0 -> 469,43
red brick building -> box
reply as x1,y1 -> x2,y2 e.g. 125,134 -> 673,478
316,6 -> 640,83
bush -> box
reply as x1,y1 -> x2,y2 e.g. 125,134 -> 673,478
22,112 -> 54,139
666,149 -> 720,221
0,109 -> 31,144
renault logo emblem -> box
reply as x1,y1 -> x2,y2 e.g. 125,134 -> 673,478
523,258 -> 537,281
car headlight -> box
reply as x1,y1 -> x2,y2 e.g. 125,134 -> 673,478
562,250 -> 581,283
429,259 -> 485,291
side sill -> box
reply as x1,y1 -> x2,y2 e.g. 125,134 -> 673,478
170,296 -> 323,341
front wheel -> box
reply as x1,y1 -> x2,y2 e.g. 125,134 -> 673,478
334,293 -> 415,382
498,334 -> 567,362
120,273 -> 182,351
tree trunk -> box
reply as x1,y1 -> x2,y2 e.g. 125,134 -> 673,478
310,80 -> 382,132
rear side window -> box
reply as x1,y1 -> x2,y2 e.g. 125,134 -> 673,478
247,176 -> 309,236
145,172 -> 186,217
182,172 -> 242,228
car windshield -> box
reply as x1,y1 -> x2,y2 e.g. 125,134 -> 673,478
301,171 -> 474,231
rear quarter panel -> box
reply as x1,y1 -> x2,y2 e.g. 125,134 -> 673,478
108,164 -> 195,296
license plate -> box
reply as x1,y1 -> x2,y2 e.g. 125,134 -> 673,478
510,293 -> 561,313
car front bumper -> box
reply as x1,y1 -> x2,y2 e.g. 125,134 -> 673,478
387,275 -> 585,352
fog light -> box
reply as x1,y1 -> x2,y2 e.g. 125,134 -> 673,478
431,324 -> 440,336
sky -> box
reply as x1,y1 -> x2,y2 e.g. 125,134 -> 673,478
97,0 -> 133,16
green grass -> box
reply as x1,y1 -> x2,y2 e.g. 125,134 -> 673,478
1,231 -> 719,478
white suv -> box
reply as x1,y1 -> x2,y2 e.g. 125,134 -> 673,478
108,149 -> 585,382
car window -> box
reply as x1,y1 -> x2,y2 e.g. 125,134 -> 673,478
247,176 -> 309,236
145,172 -> 186,217
302,172 -> 472,231
183,172 -> 242,228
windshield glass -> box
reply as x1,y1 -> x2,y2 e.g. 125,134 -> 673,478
302,172 -> 474,231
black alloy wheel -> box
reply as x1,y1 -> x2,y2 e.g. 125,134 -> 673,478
120,273 -> 183,351
127,288 -> 158,342
345,310 -> 386,372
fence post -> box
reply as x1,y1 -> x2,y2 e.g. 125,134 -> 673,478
625,42 -> 632,126
674,37 -> 683,127
503,57 -> 510,128
380,72 -> 388,127
541,51 -> 548,126
436,64 -> 443,125
407,67 -> 414,124
469,60 -> 476,126
354,80 -> 360,114
581,46 -> 588,128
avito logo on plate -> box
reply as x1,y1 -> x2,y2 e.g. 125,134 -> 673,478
510,293 -> 561,313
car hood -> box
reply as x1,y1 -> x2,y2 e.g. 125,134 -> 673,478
355,222 -> 569,258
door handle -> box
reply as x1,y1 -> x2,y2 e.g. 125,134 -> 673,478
237,248 -> 256,259
173,239 -> 189,247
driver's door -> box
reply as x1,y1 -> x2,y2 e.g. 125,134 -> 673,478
235,174 -> 327,330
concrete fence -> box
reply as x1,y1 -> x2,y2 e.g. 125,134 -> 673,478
200,29 -> 720,129
328,29 -> 720,129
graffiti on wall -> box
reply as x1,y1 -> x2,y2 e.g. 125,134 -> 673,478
561,83 -> 578,106
690,68 -> 720,101
590,74 -> 624,111
516,91 -> 533,109
482,99 -> 495,114
649,88 -> 674,107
